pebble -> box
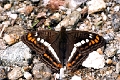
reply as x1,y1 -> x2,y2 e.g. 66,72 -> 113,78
8,67 -> 23,80
116,0 -> 120,4
97,48 -> 103,55
103,33 -> 114,43
22,66 -> 31,72
106,59 -> 113,65
25,6 -> 34,15
67,0 -> 87,11
0,0 -> 8,3
3,34 -> 19,45
24,72 -> 32,80
31,0 -> 40,3
2,21 -> 11,27
4,4 -> 11,10
0,66 -> 6,80
0,39 -> 7,50
32,63 -> 51,79
116,62 -> 120,73
0,6 -> 3,12
0,41 -> 32,66
9,14 -> 18,19
112,12 -> 120,32
71,75 -> 82,80
82,51 -> 105,69
105,47 -> 116,57
101,12 -> 107,21
17,7 -> 25,13
0,16 -> 7,21
87,0 -> 106,14
114,6 -> 120,12
116,75 -> 120,80
36,12 -> 46,18
117,50 -> 120,54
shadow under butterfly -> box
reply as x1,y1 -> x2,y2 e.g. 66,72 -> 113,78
21,27 -> 105,73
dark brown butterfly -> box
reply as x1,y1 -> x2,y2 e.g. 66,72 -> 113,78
21,27 -> 105,73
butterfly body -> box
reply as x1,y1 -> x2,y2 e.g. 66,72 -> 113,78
21,27 -> 105,72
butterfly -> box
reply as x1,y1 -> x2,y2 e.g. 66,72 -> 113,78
21,27 -> 105,73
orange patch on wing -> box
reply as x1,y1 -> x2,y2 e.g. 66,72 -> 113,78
28,37 -> 32,41
78,54 -> 81,56
58,64 -> 62,68
96,35 -> 99,40
91,40 -> 95,44
27,33 -> 31,37
53,62 -> 57,66
44,53 -> 47,57
75,56 -> 79,60
89,42 -> 91,46
94,39 -> 98,43
49,57 -> 53,61
34,41 -> 36,44
72,61 -> 75,65
67,63 -> 72,68
31,38 -> 35,42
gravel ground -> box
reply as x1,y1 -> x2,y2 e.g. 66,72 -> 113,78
0,0 -> 120,80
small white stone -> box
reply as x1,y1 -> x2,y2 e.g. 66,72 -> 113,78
81,40 -> 85,44
4,4 -> 11,10
40,39 -> 44,43
87,0 -> 106,14
37,38 -> 40,41
71,75 -> 82,80
101,12 -> 107,21
82,51 -> 105,69
24,72 -> 32,80
9,14 -> 17,19
43,0 -> 50,6
114,6 -> 120,12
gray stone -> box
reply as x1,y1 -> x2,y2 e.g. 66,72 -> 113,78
117,50 -> 120,54
112,12 -> 120,32
0,41 -> 32,66
32,63 -> 51,79
115,0 -> 120,4
103,33 -> 114,43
